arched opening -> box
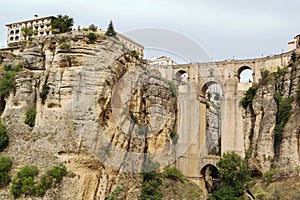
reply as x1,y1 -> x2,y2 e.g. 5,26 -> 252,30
9,37 -> 14,41
10,30 -> 14,35
15,36 -> 19,41
201,81 -> 222,156
200,164 -> 220,193
175,70 -> 188,84
15,29 -> 20,34
238,66 -> 253,83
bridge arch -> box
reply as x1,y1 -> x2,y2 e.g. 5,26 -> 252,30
175,69 -> 188,84
200,164 -> 220,193
237,66 -> 253,83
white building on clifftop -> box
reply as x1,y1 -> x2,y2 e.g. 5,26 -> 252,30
6,15 -> 53,46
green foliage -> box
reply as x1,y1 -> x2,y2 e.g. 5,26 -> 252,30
168,81 -> 178,97
11,165 -> 38,198
138,125 -> 148,136
216,152 -> 251,196
21,27 -> 34,40
105,20 -> 116,37
88,24 -> 98,32
87,32 -> 99,44
162,166 -> 185,182
170,130 -> 179,145
25,106 -> 36,127
129,50 -> 139,59
259,69 -> 273,85
291,52 -> 297,63
296,84 -> 300,106
48,165 -> 67,183
60,42 -> 71,51
273,66 -> 287,80
273,92 -> 293,155
40,83 -> 50,104
0,122 -> 8,152
208,185 -> 238,200
241,87 -> 257,109
11,165 -> 67,198
0,64 -> 22,97
51,14 -> 74,34
140,156 -> 162,200
262,169 -> 276,182
0,156 -> 12,187
106,185 -> 123,200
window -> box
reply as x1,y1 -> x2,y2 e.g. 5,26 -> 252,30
15,36 -> 19,41
16,29 -> 20,34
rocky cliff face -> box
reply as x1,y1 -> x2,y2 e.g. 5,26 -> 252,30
243,51 -> 300,175
0,34 -> 179,199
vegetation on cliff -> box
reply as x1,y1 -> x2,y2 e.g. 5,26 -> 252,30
209,152 -> 251,200
11,165 -> 67,198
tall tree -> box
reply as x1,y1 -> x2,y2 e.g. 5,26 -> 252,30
216,152 -> 251,196
105,20 -> 116,37
51,14 -> 74,34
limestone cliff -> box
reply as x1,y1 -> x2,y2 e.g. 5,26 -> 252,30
0,33 -> 186,199
243,50 -> 300,176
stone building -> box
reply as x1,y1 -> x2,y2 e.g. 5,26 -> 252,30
117,33 -> 144,58
6,15 -> 53,46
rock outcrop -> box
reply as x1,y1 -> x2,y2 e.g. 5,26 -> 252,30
244,51 -> 300,175
0,33 -> 179,199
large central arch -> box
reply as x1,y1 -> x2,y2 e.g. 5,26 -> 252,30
199,81 -> 223,157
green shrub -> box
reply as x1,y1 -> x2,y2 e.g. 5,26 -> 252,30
86,32 -> 99,44
297,84 -> 300,106
0,64 -> 21,97
40,84 -> 50,104
262,169 -> 276,182
162,166 -> 185,182
0,156 -> 12,187
60,42 -> 71,51
11,165 -> 38,198
48,165 -> 67,183
168,81 -> 178,97
129,50 -> 139,59
11,165 -> 67,198
33,174 -> 53,197
273,92 -> 293,156
241,87 -> 257,109
170,131 -> 179,144
107,185 -> 123,200
216,152 -> 251,196
88,24 -> 98,32
0,122 -> 8,152
208,185 -> 238,200
24,106 -> 36,127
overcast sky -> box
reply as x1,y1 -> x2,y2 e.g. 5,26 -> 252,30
1,0 -> 300,62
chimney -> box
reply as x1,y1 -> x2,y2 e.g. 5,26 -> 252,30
34,15 -> 38,18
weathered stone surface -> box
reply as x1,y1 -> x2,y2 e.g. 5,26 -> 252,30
0,34 -> 177,199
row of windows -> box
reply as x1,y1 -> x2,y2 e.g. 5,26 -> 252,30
9,36 -> 19,41
10,29 -> 20,35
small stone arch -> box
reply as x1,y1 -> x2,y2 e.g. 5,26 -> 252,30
175,69 -> 188,84
200,164 -> 220,193
237,66 -> 253,83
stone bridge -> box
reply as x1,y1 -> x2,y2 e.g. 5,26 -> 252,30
148,51 -> 293,189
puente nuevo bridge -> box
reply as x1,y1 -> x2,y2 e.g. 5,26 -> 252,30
149,51 -> 293,190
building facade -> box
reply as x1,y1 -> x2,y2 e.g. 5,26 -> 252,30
6,15 -> 53,46
117,33 -> 144,58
